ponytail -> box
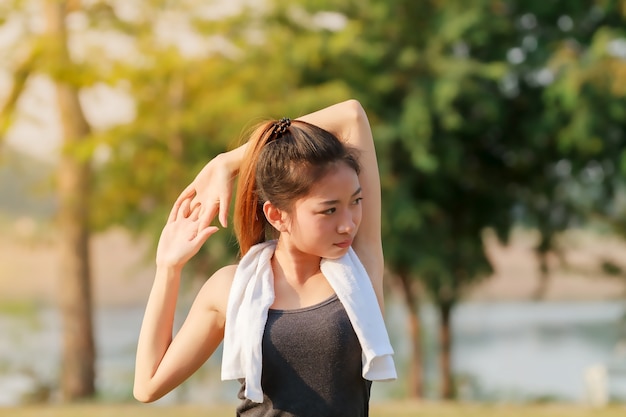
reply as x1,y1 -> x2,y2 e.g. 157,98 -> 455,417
233,121 -> 275,256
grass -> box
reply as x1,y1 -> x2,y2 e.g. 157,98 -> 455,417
1,402 -> 625,417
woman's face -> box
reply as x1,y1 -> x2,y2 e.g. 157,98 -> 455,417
283,163 -> 362,259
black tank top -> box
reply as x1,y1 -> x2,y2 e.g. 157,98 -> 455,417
236,294 -> 372,417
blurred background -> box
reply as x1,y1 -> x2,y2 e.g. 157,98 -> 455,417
2,0 -> 626,411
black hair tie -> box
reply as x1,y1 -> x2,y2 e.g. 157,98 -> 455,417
271,117 -> 291,139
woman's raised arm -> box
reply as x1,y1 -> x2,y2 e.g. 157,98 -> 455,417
178,100 -> 383,306
298,100 -> 384,307
133,197 -> 233,402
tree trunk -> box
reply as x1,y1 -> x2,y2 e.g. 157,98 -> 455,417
397,270 -> 424,398
45,0 -> 96,401
438,301 -> 454,399
532,234 -> 552,300
532,249 -> 550,300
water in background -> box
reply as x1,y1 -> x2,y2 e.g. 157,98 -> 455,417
1,300 -> 625,406
393,301 -> 626,403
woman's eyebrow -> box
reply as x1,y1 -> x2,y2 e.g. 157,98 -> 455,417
319,187 -> 362,206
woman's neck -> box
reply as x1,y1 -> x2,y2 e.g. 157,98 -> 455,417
270,242 -> 334,310
272,240 -> 321,284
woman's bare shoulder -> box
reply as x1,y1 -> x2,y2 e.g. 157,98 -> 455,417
211,264 -> 238,282
195,264 -> 238,315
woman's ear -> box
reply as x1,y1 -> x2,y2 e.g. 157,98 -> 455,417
263,201 -> 288,233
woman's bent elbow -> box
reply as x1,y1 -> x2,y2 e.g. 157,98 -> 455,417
344,99 -> 364,116
133,384 -> 161,403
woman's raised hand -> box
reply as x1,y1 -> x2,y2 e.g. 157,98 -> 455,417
176,151 -> 241,230
156,196 -> 219,269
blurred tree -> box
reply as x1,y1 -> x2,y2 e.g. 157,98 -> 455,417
1,0 -> 353,401
0,0 -> 38,139
295,0 -> 626,399
4,0 -> 626,404
45,0 -> 95,400
62,0 -> 626,402
1,0 -> 97,400
505,0 -> 626,298
326,0 -> 513,399
229,0 -> 512,399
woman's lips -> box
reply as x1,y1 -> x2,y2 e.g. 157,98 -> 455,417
335,239 -> 352,248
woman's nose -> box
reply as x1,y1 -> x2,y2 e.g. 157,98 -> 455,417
337,210 -> 356,234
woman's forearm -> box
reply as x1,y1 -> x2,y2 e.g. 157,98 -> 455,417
297,99 -> 366,142
218,142 -> 248,175
133,265 -> 182,401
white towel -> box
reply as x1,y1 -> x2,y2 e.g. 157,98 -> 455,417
221,240 -> 397,403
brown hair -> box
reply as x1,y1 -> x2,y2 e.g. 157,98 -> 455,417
233,120 -> 360,256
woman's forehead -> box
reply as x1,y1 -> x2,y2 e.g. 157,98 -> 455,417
303,166 -> 361,201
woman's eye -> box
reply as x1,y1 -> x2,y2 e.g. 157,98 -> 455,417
322,208 -> 336,215
353,197 -> 363,205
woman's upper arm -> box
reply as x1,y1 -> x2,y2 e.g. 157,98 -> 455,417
299,100 -> 384,302
135,265 -> 236,402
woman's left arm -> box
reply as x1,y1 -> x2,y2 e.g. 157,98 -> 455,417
298,100 -> 384,309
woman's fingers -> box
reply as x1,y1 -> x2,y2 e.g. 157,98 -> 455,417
177,185 -> 196,202
190,200 -> 201,217
199,200 -> 220,230
218,188 -> 232,228
174,187 -> 196,217
177,198 -> 192,221
194,225 -> 219,244
168,194 -> 187,223
167,202 -> 179,223
189,191 -> 202,216
189,202 -> 201,221
198,192 -> 231,229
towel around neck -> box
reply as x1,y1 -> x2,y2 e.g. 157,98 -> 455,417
221,240 -> 397,403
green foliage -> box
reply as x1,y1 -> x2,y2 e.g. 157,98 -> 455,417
5,0 -> 625,339
306,0 -> 626,307
83,0 -> 356,272
3,0 -> 626,398
314,0 -> 517,305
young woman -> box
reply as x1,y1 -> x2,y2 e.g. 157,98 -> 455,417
133,100 -> 396,416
